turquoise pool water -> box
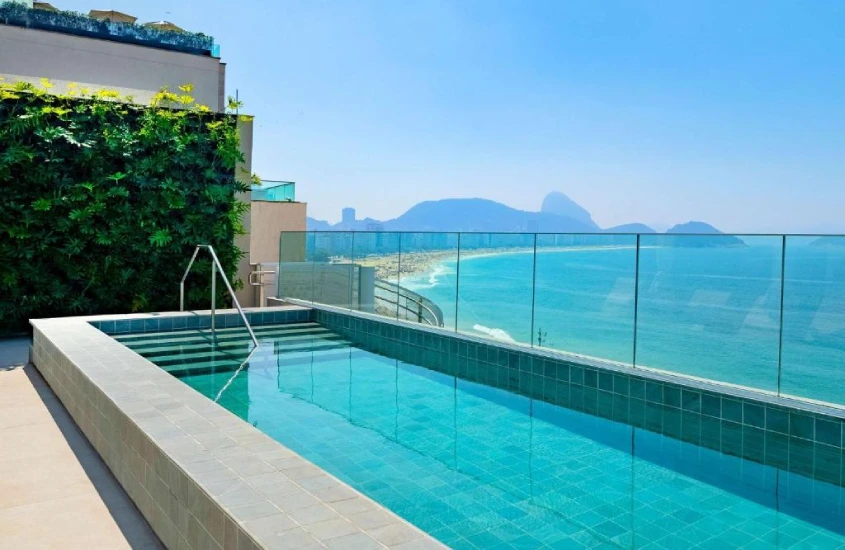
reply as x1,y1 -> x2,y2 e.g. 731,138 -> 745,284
118,323 -> 845,549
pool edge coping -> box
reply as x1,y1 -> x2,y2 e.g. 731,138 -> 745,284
29,306 -> 447,550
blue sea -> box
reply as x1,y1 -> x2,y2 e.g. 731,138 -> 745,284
400,237 -> 845,406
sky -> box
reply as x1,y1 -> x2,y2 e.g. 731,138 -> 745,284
57,0 -> 845,232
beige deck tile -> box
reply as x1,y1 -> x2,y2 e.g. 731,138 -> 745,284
0,365 -> 161,549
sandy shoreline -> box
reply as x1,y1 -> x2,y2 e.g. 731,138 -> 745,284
347,245 -> 639,282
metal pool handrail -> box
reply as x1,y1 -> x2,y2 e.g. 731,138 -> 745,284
179,245 -> 259,348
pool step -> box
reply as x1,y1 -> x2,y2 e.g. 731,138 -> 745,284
124,329 -> 344,356
148,338 -> 350,368
113,322 -> 328,348
164,343 -> 354,378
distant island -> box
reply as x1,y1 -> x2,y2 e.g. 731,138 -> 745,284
663,222 -> 747,248
307,191 -> 743,246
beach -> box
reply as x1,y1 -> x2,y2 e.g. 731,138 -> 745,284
350,245 -> 639,281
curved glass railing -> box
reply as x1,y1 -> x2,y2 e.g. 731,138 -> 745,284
278,231 -> 845,408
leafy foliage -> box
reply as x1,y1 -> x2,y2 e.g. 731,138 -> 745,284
0,80 -> 250,333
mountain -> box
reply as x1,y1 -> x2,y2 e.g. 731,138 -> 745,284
667,221 -> 724,234
604,223 -> 656,234
664,221 -> 746,247
382,198 -> 599,232
307,217 -> 332,231
305,194 -> 733,238
540,192 -> 596,227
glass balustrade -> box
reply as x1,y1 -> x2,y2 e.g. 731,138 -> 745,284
278,231 -> 845,408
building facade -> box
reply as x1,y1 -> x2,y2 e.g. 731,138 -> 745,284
0,5 -> 226,110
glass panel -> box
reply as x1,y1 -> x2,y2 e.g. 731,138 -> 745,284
351,232 -> 401,318
253,181 -> 295,202
309,232 -> 357,310
456,233 -> 536,345
635,234 -> 783,391
533,233 -> 638,364
781,235 -> 845,405
397,233 -> 459,329
278,231 -> 313,302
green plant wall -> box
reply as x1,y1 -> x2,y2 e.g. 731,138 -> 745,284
0,81 -> 251,334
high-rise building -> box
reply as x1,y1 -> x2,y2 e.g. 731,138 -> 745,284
342,207 -> 356,225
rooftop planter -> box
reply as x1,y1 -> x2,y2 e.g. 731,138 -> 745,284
0,1 -> 218,57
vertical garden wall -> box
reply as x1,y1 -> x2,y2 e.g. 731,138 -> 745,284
0,81 -> 251,334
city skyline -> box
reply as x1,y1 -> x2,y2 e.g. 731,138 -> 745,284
54,0 -> 845,233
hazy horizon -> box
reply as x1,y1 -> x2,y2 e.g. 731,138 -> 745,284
55,0 -> 845,234
308,192 -> 845,235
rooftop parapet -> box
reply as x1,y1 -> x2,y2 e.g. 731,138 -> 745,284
0,1 -> 220,57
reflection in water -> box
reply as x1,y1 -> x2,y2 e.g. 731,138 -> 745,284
194,344 -> 845,549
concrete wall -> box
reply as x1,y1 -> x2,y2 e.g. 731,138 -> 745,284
0,24 -> 225,110
276,263 -> 375,313
249,201 -> 307,264
234,118 -> 254,307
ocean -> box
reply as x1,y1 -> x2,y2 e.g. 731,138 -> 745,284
400,237 -> 845,406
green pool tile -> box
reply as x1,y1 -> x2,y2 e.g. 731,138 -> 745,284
790,412 -> 815,440
700,416 -> 722,449
629,399 -> 646,428
583,389 -> 599,414
788,438 -> 815,477
611,375 -> 629,397
645,402 -> 664,432
598,371 -> 613,392
765,406 -> 789,434
721,421 -> 743,458
570,386 -> 585,411
742,425 -> 765,463
680,390 -> 701,413
612,395 -> 629,424
680,412 -> 701,445
721,399 -> 742,423
645,382 -> 663,404
700,393 -> 720,418
597,392 -> 614,419
663,386 -> 681,409
629,379 -> 645,400
663,409 -> 682,439
743,402 -> 764,429
815,418 -> 841,447
570,365 -> 584,386
584,369 -> 598,388
813,443 -> 842,485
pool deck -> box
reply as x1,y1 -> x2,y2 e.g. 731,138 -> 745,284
0,338 -> 161,549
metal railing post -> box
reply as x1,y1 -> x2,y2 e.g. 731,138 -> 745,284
632,234 -> 641,368
180,245 -> 202,311
211,259 -> 217,334
529,233 -> 538,348
777,235 -> 787,396
179,244 -> 259,348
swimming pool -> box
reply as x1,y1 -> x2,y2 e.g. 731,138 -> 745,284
117,322 -> 845,549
